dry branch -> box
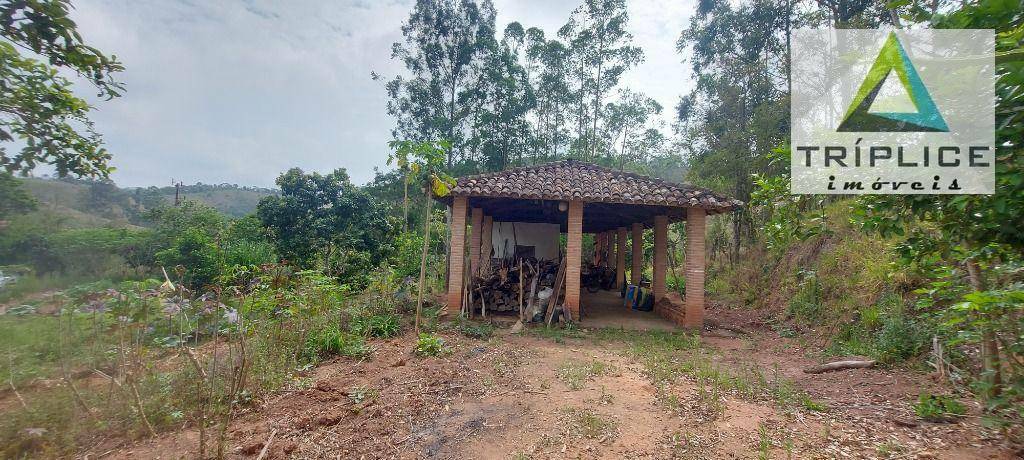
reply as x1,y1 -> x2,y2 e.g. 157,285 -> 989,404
255,429 -> 278,460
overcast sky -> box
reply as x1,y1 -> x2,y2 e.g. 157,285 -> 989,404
67,0 -> 695,188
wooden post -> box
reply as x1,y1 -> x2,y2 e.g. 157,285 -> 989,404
565,201 -> 583,320
446,196 -> 468,313
616,227 -> 627,288
598,229 -> 606,266
480,215 -> 493,274
469,207 -> 483,276
631,223 -> 643,286
653,215 -> 668,301
684,208 -> 706,329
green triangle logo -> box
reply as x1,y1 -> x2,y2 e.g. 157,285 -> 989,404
837,32 -> 949,132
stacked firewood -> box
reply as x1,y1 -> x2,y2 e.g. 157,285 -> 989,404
467,257 -> 560,315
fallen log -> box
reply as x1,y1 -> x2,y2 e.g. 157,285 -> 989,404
803,360 -> 877,374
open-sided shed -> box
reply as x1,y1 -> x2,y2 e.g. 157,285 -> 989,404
440,159 -> 741,328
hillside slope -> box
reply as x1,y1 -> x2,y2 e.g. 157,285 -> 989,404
18,178 -> 276,223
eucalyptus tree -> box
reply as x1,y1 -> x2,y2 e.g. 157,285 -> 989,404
603,89 -> 662,169
471,41 -> 536,171
525,35 -> 573,162
0,0 -> 124,178
677,0 -> 794,260
379,0 -> 498,168
559,0 -> 643,160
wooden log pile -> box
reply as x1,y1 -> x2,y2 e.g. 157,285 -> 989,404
468,257 -> 560,315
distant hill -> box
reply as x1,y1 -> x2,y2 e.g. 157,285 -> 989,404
139,183 -> 278,218
18,178 -> 277,227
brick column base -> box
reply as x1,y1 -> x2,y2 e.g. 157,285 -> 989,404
684,208 -> 706,329
564,201 -> 583,320
446,197 -> 468,313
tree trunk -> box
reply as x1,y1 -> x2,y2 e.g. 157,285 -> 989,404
415,184 -> 434,334
448,77 -> 458,169
591,57 -> 603,161
966,258 -> 1002,398
402,173 -> 409,233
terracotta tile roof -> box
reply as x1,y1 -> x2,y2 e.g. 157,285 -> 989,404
450,159 -> 742,213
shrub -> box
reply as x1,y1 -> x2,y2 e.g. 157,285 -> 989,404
303,324 -> 371,361
415,333 -> 446,357
350,313 -> 401,338
914,393 -> 966,421
786,270 -> 822,324
154,228 -> 223,289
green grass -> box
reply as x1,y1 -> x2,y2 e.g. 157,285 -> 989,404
528,323 -> 584,343
303,324 -> 371,361
588,328 -> 819,411
455,318 -> 495,340
0,273 -> 113,304
0,313 -> 103,387
556,359 -> 611,390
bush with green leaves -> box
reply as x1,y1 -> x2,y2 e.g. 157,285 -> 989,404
303,324 -> 371,361
415,333 -> 446,357
914,393 -> 966,422
155,228 -> 223,290
350,313 -> 401,339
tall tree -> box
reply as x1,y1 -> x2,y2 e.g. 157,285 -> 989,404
603,89 -> 661,169
471,37 -> 536,171
559,0 -> 643,160
0,0 -> 124,178
677,0 -> 794,260
380,0 -> 497,169
524,32 -> 572,162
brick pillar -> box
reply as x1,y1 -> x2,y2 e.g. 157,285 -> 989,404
653,215 -> 668,301
615,227 -> 627,288
480,215 -> 493,272
565,201 -> 583,320
446,196 -> 468,312
469,207 -> 483,276
684,208 -> 706,329
631,223 -> 643,286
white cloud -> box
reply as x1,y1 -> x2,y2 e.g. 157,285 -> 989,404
69,0 -> 691,187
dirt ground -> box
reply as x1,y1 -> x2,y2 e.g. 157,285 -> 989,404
97,303 -> 1018,460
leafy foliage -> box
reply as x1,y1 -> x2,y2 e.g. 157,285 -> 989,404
0,0 -> 124,177
914,393 -> 966,421
415,332 -> 446,357
0,172 -> 36,219
256,168 -> 395,283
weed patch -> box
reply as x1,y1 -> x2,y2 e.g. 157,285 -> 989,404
456,319 -> 494,340
415,333 -> 447,357
561,407 -> 617,440
914,393 -> 966,422
557,359 -> 611,390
